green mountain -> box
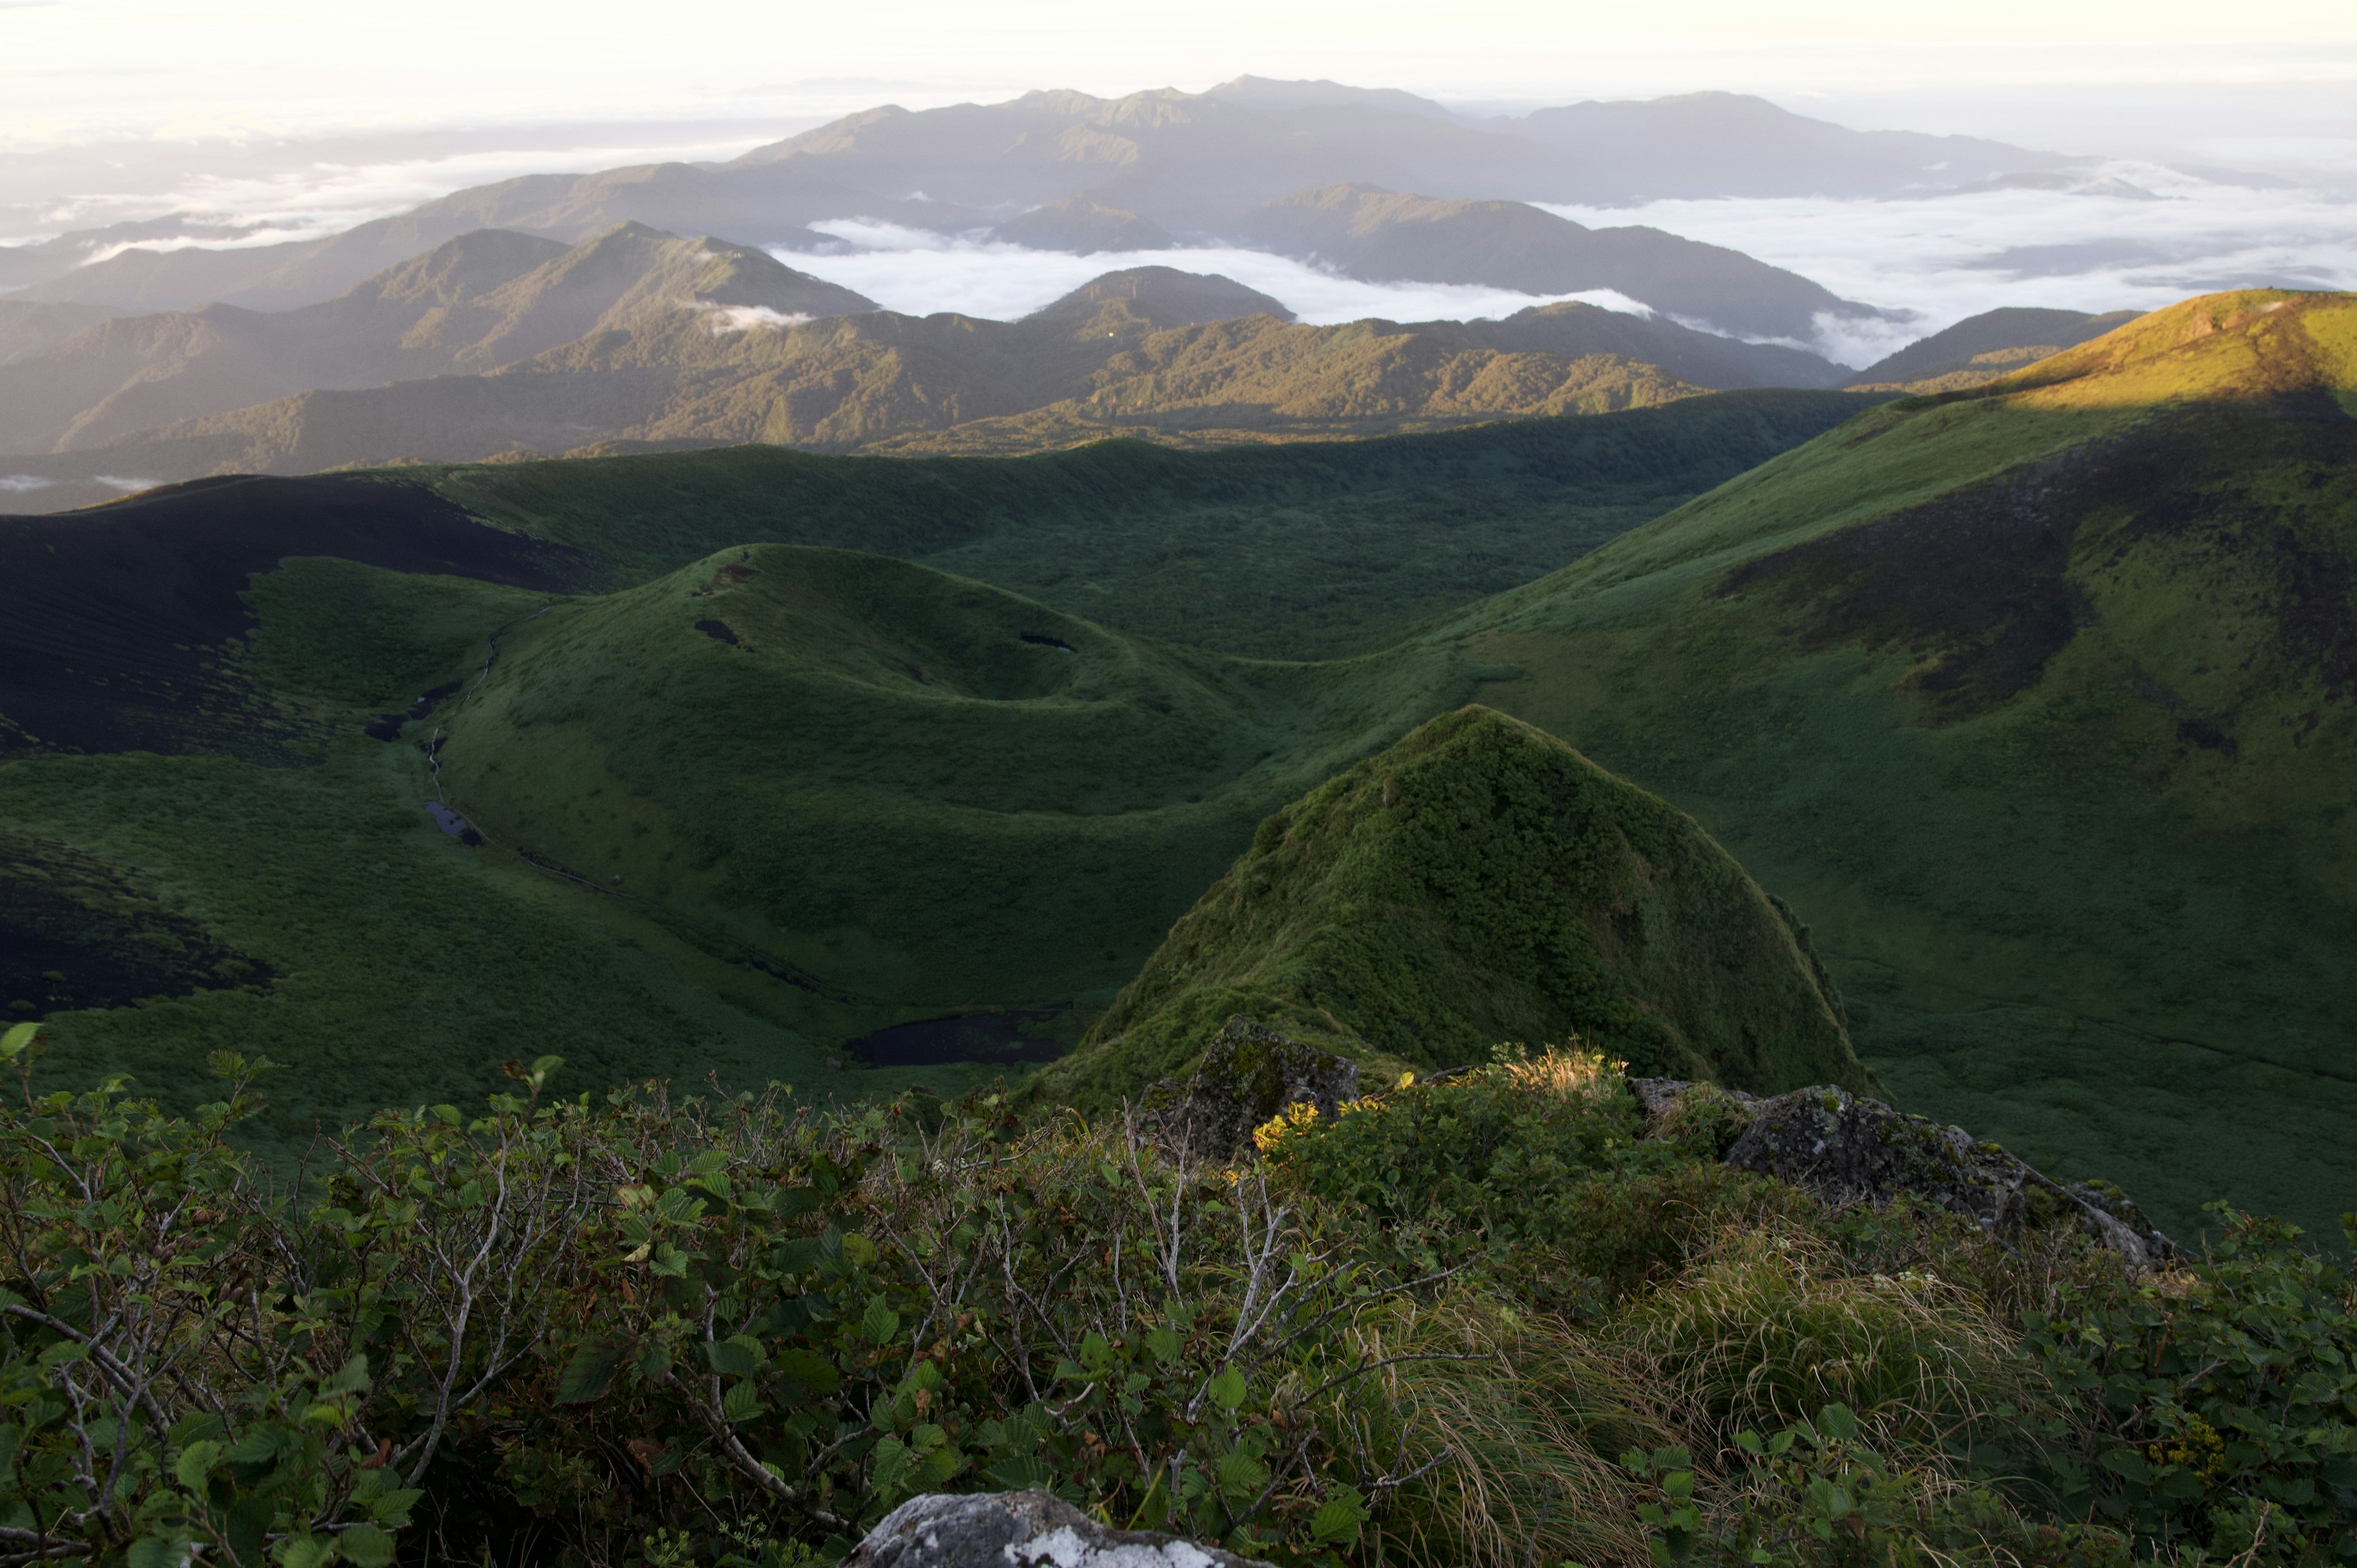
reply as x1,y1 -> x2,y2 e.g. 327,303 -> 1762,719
8,288 -> 2353,1240
1438,288 -> 2357,1234
1043,704 -> 1868,1108
1846,306 -> 2141,392
0,261 -> 1849,505
1233,182 -> 1881,341
0,225 -> 875,457
0,395 -> 1861,1150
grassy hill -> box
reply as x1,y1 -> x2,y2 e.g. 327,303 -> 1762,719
0,541 -> 1464,1145
1442,288 -> 2357,1235
1042,705 -> 1868,1108
2,397 -> 1865,1143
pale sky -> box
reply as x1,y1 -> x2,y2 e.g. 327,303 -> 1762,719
4,0 -> 2355,146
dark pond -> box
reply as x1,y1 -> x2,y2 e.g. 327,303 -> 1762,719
848,1008 -> 1069,1067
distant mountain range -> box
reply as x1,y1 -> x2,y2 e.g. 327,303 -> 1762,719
0,79 -> 2081,336
3,217 -> 2153,509
0,228 -> 1876,506
0,80 -> 2190,503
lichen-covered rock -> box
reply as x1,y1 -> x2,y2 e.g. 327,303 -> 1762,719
1139,1016 -> 1358,1160
1639,1079 -> 2177,1269
844,1489 -> 1274,1568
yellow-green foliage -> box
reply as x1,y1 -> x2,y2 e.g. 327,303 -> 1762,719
1048,707 -> 1868,1108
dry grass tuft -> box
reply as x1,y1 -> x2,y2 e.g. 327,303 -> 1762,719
1611,1223 -> 2056,1458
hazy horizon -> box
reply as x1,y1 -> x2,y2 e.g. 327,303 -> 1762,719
3,2 -> 2353,366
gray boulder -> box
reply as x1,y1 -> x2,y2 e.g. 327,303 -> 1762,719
1638,1079 -> 2177,1269
1140,1016 -> 1358,1161
845,1489 -> 1274,1568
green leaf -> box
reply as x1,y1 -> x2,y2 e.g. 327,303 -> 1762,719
1814,1404 -> 1858,1443
0,1022 -> 39,1062
721,1380 -> 763,1424
1208,1365 -> 1247,1412
774,1348 -> 842,1399
556,1339 -> 630,1405
2100,1448 -> 2153,1484
861,1296 -> 901,1345
338,1526 -> 395,1568
1309,1486 -> 1369,1545
317,1354 -> 371,1399
173,1439 -> 225,1491
128,1536 -> 192,1568
705,1336 -> 762,1377
276,1534 -> 331,1568
986,1456 -> 1056,1491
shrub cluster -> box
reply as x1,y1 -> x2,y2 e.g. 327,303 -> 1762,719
4,1024 -> 2356,1568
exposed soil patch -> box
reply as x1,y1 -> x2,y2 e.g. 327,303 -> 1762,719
1020,632 -> 1077,653
695,619 -> 740,645
1719,402 -> 2357,717
0,474 -> 581,759
847,1009 -> 1069,1068
0,830 -> 272,1018
1718,446 -> 2100,713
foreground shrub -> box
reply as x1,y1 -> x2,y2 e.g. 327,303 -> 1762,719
0,1029 -> 1661,1567
2026,1207 -> 2357,1563
1256,1048 -> 1810,1313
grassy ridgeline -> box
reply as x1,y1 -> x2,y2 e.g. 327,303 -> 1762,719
1048,706 -> 1868,1107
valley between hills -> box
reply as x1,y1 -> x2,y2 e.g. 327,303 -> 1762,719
4,287 -> 2351,1248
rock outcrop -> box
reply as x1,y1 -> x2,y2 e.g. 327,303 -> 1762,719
1635,1078 -> 2177,1268
1139,1016 -> 1359,1160
845,1489 -> 1274,1568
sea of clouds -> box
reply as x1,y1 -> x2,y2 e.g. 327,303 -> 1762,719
767,168 -> 2357,369
1541,163 -> 2357,366
6,136 -> 2355,371
773,220 -> 1657,326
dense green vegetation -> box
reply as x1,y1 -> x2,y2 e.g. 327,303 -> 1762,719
430,544 -> 1470,1021
1051,707 -> 1865,1108
7,288 -> 2357,1246
1447,290 -> 2357,1237
10,1027 -> 2353,1568
427,390 -> 1875,660
0,393 -> 1865,1132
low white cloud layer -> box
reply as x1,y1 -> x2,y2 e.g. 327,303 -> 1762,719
1541,163 -> 2357,366
93,475 -> 157,492
782,223 -> 1657,326
705,304 -> 814,333
0,474 -> 55,492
